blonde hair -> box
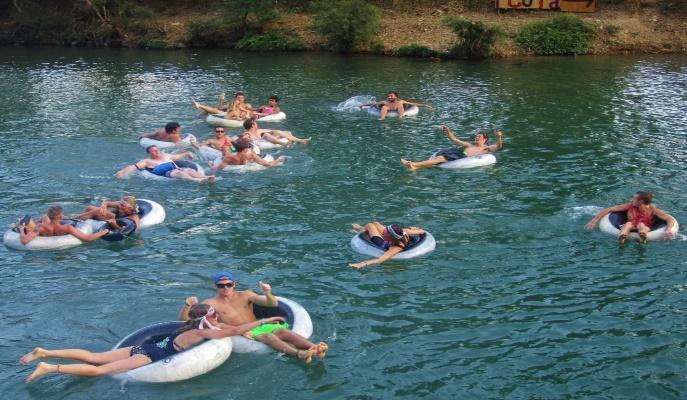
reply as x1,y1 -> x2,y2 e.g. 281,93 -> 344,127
121,195 -> 137,208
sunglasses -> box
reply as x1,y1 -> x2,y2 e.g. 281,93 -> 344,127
215,130 -> 225,133
216,282 -> 235,289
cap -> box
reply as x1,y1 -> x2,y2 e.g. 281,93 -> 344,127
213,271 -> 236,284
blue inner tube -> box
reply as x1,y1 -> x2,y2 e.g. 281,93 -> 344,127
608,211 -> 667,230
358,232 -> 428,252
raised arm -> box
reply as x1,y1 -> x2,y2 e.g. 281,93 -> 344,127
349,245 -> 404,269
487,130 -> 504,152
178,296 -> 199,320
440,125 -> 470,147
247,281 -> 278,307
585,203 -> 631,230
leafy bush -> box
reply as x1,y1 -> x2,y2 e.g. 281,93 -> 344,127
186,18 -> 240,47
515,15 -> 597,55
443,17 -> 502,59
236,30 -> 306,51
311,0 -> 381,52
397,44 -> 437,58
604,24 -> 620,36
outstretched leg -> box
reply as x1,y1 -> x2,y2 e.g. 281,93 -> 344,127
20,347 -> 133,366
26,355 -> 150,383
170,168 -> 216,183
192,97 -> 222,115
271,130 -> 311,145
379,105 -> 389,120
401,156 -> 447,171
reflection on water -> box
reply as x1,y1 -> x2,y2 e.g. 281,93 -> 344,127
1,48 -> 686,399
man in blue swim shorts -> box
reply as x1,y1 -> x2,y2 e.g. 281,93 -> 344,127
114,145 -> 215,183
178,271 -> 328,364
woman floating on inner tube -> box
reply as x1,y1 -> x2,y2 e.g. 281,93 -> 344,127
19,305 -> 288,383
401,125 -> 503,171
73,195 -> 140,232
350,222 -> 425,268
585,191 -> 678,243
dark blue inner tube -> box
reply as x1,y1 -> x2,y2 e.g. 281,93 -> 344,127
608,211 -> 667,230
116,321 -> 184,349
100,218 -> 137,241
174,160 -> 199,171
359,232 -> 426,252
252,301 -> 295,327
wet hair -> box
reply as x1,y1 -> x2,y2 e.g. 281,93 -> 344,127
636,191 -> 653,204
145,145 -> 158,154
475,132 -> 490,143
164,122 -> 180,133
234,137 -> 253,152
269,95 -> 279,102
176,304 -> 211,333
387,91 -> 398,96
47,205 -> 64,221
243,118 -> 256,130
234,91 -> 245,98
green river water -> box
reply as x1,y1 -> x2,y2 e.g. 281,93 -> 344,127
0,47 -> 686,399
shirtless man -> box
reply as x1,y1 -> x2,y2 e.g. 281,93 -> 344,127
401,125 -> 504,171
178,272 -> 327,363
115,145 -> 215,183
255,95 -> 282,117
73,195 -> 141,231
367,91 -> 432,120
18,206 -> 110,245
140,122 -> 183,144
193,127 -> 235,155
243,118 -> 311,147
209,137 -> 285,171
585,191 -> 677,243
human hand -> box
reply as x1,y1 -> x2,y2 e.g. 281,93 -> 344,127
185,296 -> 198,307
259,281 -> 272,294
663,230 -> 675,240
494,130 -> 503,138
350,262 -> 367,269
584,220 -> 597,230
264,316 -> 285,324
440,125 -> 450,133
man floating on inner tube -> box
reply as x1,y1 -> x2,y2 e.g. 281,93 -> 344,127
363,91 -> 432,120
242,118 -> 311,147
17,205 -> 110,245
209,137 -> 285,171
401,125 -> 504,171
115,145 -> 215,183
585,191 -> 678,244
140,122 -> 184,145
178,271 -> 328,364
72,195 -> 140,233
350,222 -> 426,268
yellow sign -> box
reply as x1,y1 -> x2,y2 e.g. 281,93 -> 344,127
496,0 -> 597,12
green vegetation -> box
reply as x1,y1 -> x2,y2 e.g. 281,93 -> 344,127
224,0 -> 280,36
515,15 -> 597,55
443,17 -> 502,59
397,44 -> 437,58
311,0 -> 380,52
236,30 -> 306,51
659,0 -> 687,14
604,24 -> 621,36
186,18 -> 239,48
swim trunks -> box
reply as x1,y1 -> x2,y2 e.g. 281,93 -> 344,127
150,161 -> 177,177
129,335 -> 180,362
370,235 -> 391,251
248,321 -> 290,338
435,148 -> 467,162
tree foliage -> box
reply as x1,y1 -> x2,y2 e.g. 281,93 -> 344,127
443,17 -> 502,59
311,0 -> 380,52
515,15 -> 597,55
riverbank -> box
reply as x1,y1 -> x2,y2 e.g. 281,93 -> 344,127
1,2 -> 686,57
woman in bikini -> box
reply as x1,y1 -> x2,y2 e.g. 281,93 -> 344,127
19,305 -> 294,383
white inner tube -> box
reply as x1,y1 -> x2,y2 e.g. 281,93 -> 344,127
3,220 -> 94,251
367,104 -> 419,118
206,112 -> 287,128
213,154 -> 275,172
256,137 -> 288,150
139,134 -> 196,149
137,161 -> 205,181
432,152 -> 497,169
137,199 -> 166,228
598,212 -> 679,241
350,232 -> 436,260
231,296 -> 313,354
112,322 -> 232,383
196,144 -> 260,161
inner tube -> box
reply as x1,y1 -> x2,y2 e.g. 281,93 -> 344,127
112,321 -> 232,383
350,232 -> 436,260
256,137 -> 288,150
367,103 -> 419,118
231,296 -> 313,354
99,218 -> 136,241
137,199 -> 166,228
139,134 -> 196,149
3,219 -> 94,251
206,112 -> 287,128
137,161 -> 205,181
431,152 -> 497,169
95,199 -> 165,241
598,211 -> 679,241
214,154 -> 275,172
197,144 -> 260,161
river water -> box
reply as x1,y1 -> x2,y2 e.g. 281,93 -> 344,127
1,48 -> 686,399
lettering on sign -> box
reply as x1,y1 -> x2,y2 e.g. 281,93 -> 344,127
496,0 -> 596,12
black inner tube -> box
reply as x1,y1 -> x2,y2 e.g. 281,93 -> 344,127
359,232 -> 426,252
608,211 -> 667,231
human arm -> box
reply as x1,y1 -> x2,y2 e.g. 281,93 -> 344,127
170,151 -> 194,161
19,222 -> 43,245
486,130 -> 504,152
653,207 -> 678,239
114,162 -> 143,179
200,316 -> 286,339
65,225 -> 109,242
585,203 -> 631,230
440,125 -> 470,147
349,245 -> 404,268
404,227 -> 425,235
250,152 -> 285,167
407,100 -> 433,110
247,281 -> 279,307
141,128 -> 164,139
177,296 -> 199,320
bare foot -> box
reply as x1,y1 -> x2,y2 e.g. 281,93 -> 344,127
20,348 -> 46,364
297,349 -> 313,364
298,137 -> 312,144
26,362 -> 54,383
618,234 -> 627,244
400,159 -> 418,171
315,342 -> 328,359
351,223 -> 365,234
639,232 -> 648,244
